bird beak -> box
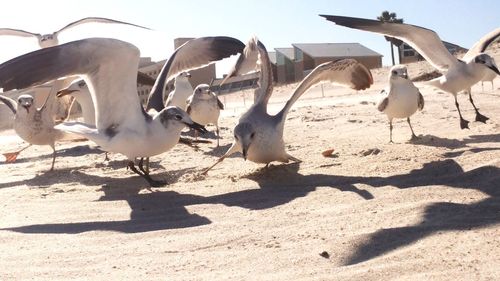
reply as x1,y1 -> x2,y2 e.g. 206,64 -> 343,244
22,105 -> 30,113
186,73 -> 192,78
401,73 -> 408,79
242,148 -> 247,160
488,64 -> 500,76
185,121 -> 208,134
56,89 -> 78,98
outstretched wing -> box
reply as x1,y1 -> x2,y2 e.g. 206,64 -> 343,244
146,36 -> 245,111
320,15 -> 458,71
0,38 -> 144,130
55,17 -> 151,34
462,27 -> 500,61
0,94 -> 17,114
278,59 -> 373,117
222,37 -> 274,107
0,28 -> 40,38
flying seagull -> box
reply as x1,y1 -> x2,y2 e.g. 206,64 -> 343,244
202,37 -> 373,174
0,17 -> 150,48
377,65 -> 424,142
320,15 -> 500,129
0,36 -> 245,186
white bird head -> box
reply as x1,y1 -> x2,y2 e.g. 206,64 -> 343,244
56,79 -> 87,98
38,33 -> 58,48
193,84 -> 211,96
474,53 -> 500,75
233,122 -> 256,160
17,94 -> 34,113
159,106 -> 207,133
389,65 -> 409,81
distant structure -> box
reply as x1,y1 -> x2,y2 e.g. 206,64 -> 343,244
399,41 -> 468,64
275,47 -> 297,83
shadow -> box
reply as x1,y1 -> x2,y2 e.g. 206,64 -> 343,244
1,144 -> 105,165
1,167 -> 211,234
344,159 -> 500,265
442,147 -> 500,158
200,162 -> 374,211
411,133 -> 500,149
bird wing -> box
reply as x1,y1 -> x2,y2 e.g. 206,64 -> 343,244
146,36 -> 245,112
278,59 -> 373,117
55,17 -> 151,34
462,27 -> 500,61
0,94 -> 17,114
222,37 -> 274,107
320,15 -> 458,71
0,28 -> 40,38
0,38 -> 146,130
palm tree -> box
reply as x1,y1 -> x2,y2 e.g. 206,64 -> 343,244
377,11 -> 404,65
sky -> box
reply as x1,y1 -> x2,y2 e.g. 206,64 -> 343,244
0,0 -> 498,77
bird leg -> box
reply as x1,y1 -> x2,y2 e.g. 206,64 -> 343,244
2,144 -> 32,163
138,157 -> 150,175
407,117 -> 419,141
216,125 -> 220,147
49,145 -> 56,171
454,96 -> 469,129
467,90 -> 489,123
389,120 -> 394,143
103,152 -> 110,162
127,161 -> 166,187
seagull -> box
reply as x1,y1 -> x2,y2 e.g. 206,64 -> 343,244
0,37 -> 244,186
0,93 -> 67,170
377,65 -> 424,143
202,37 -> 373,174
186,84 -> 224,146
320,15 -> 500,129
165,72 -> 193,111
0,17 -> 150,48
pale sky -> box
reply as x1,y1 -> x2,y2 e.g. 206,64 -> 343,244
0,0 -> 498,77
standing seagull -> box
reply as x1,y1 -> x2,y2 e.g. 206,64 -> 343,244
202,38 -> 373,174
0,37 -> 245,186
165,72 -> 193,111
320,15 -> 500,129
377,65 -> 424,143
0,93 -> 67,170
186,84 -> 224,146
0,17 -> 150,48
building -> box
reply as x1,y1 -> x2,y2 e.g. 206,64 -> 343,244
292,43 -> 383,81
275,48 -> 297,84
399,41 -> 468,64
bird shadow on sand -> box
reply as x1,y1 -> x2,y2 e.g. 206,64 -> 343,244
0,166 -> 211,234
343,158 -> 500,265
409,132 -> 500,150
0,144 -> 105,165
198,162 -> 375,211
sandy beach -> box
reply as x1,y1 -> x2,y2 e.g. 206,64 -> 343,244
0,49 -> 499,280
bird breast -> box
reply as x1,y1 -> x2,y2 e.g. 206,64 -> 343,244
382,82 -> 420,119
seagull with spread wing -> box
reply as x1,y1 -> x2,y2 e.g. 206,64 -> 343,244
0,17 -> 150,48
320,15 -> 500,129
202,37 -> 373,174
0,36 -> 244,186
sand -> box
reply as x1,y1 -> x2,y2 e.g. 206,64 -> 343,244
0,53 -> 499,280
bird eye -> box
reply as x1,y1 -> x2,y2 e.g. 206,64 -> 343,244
175,114 -> 182,120
392,70 -> 397,75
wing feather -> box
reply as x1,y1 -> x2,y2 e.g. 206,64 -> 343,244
278,59 -> 373,117
0,94 -> 17,114
146,36 -> 245,111
55,17 -> 151,34
320,15 -> 458,71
